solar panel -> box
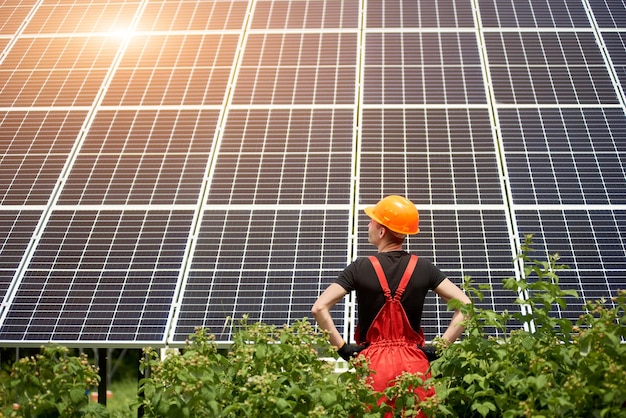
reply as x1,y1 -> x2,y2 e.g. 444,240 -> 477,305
103,34 -> 239,106
484,31 -> 619,105
515,209 -> 626,322
207,108 -> 354,205
250,0 -> 359,29
363,32 -> 486,105
171,208 -> 350,343
0,111 -> 86,205
0,36 -> 121,107
139,0 -> 247,31
366,0 -> 475,28
0,210 -> 193,345
359,108 -> 502,205
0,0 -> 624,347
483,0 -> 626,327
57,109 -> 218,206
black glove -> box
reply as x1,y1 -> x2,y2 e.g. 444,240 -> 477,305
337,342 -> 366,361
419,344 -> 439,362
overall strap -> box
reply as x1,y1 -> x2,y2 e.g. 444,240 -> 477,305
368,254 -> 418,301
396,254 -> 418,299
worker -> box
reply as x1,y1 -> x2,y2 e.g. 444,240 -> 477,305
311,195 -> 471,415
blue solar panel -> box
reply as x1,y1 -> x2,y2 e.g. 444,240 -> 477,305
0,210 -> 193,344
172,208 -> 350,343
499,108 -> 626,205
515,209 -> 626,322
0,0 -> 624,347
485,32 -> 620,105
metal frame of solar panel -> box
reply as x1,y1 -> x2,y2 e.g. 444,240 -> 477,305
0,0 -> 624,349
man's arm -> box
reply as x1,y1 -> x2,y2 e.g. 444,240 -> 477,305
433,278 -> 471,344
311,283 -> 348,348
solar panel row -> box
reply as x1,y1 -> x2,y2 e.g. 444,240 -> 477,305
0,0 -> 623,347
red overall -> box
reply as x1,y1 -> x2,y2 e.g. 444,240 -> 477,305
359,255 -> 435,417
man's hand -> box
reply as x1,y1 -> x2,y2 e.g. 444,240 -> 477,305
418,344 -> 439,362
419,337 -> 449,362
337,341 -> 366,361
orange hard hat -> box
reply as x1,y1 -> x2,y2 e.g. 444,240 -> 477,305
364,195 -> 420,235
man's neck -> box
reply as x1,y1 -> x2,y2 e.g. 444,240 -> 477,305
377,242 -> 403,253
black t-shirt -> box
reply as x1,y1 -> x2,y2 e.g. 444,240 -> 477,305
335,251 -> 447,343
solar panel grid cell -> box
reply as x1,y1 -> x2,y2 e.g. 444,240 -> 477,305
0,35 -> 122,107
359,107 -> 502,206
103,34 -> 239,106
589,1 -> 626,29
251,0 -> 359,29
366,0 -> 475,28
0,211 -> 40,303
499,108 -> 626,205
0,111 -> 87,205
500,108 -> 626,153
139,0 -> 248,31
22,2 -> 140,35
57,109 -> 216,205
234,33 -> 357,105
478,0 -> 590,28
208,108 -> 353,205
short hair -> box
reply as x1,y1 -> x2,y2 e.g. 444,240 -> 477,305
384,227 -> 406,245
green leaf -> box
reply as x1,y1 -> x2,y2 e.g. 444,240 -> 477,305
533,374 -> 547,390
256,343 -> 266,360
520,335 -> 535,351
579,338 -> 592,357
471,401 -> 496,417
69,387 -> 86,404
208,400 -> 220,415
276,397 -> 291,411
320,391 -> 337,407
463,373 -> 482,385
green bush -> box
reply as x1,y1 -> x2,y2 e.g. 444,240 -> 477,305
429,236 -> 626,417
138,319 -> 381,417
0,345 -> 108,418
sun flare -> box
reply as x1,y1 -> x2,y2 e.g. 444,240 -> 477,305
107,26 -> 135,41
